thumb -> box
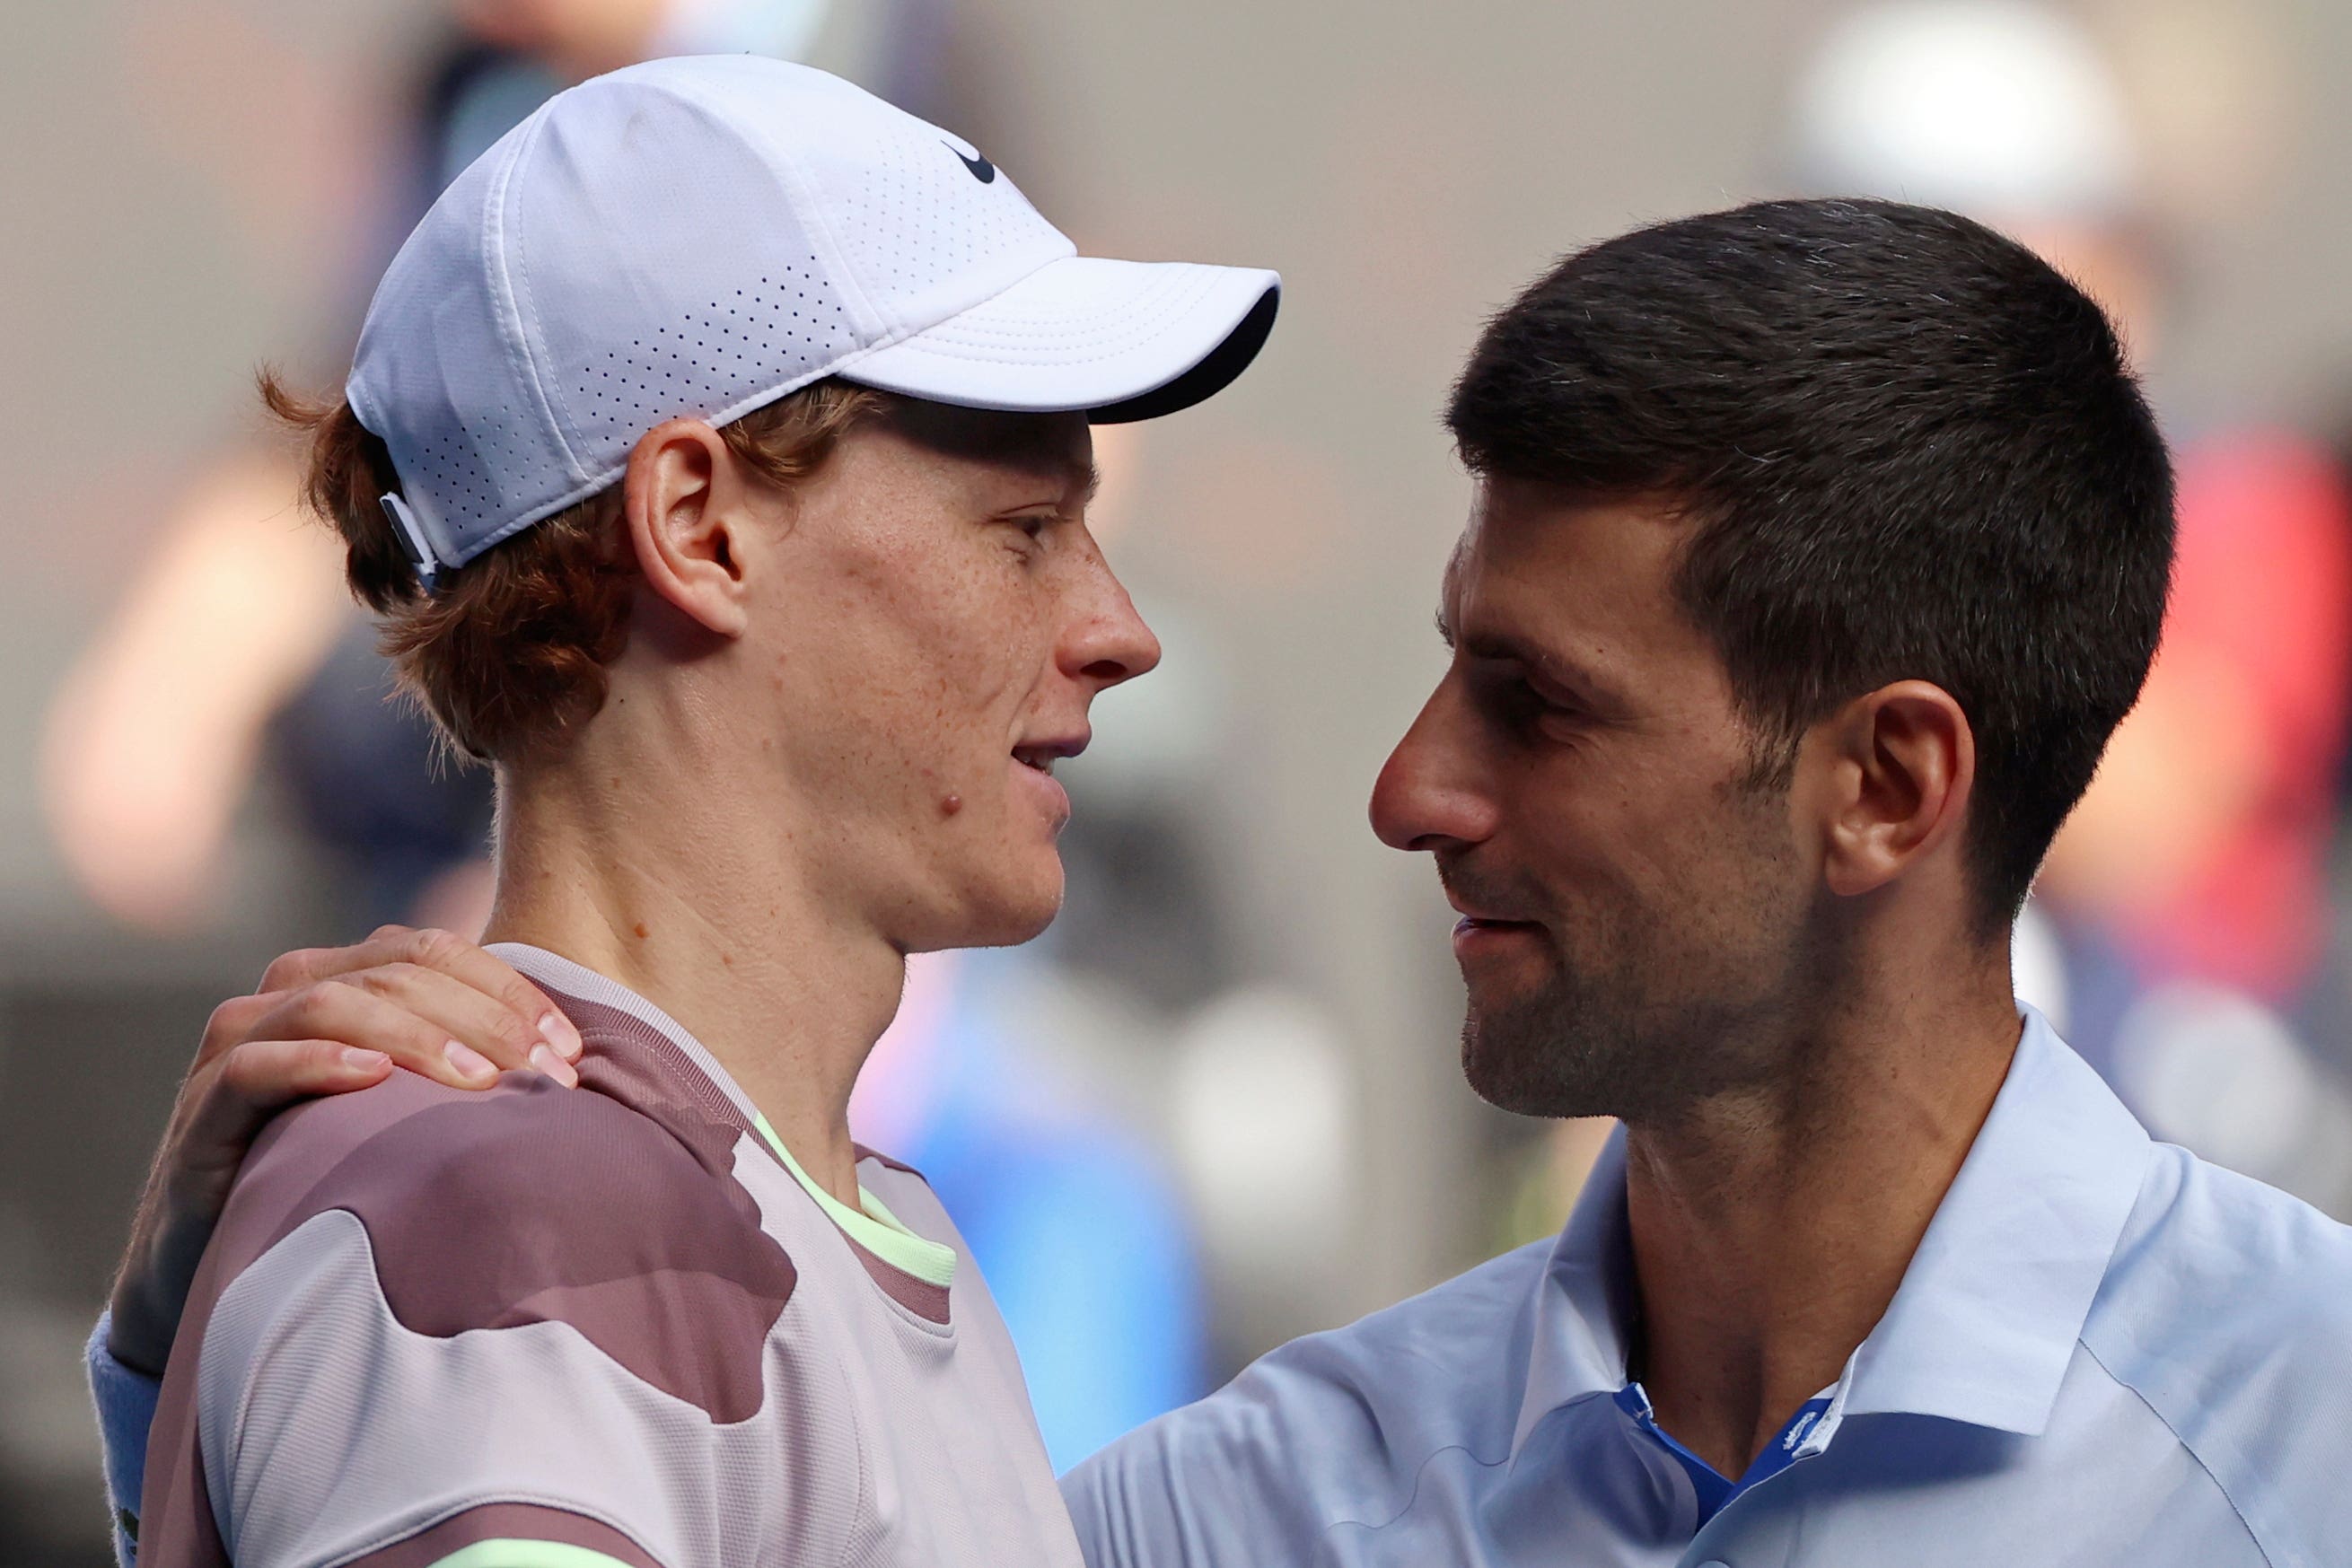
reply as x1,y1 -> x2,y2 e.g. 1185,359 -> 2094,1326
185,1038 -> 392,1177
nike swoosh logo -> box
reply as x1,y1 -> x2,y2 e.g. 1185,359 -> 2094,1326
946,141 -> 996,184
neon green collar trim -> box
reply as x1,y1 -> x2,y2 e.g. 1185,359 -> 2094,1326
425,1543 -> 641,1568
750,1111 -> 957,1289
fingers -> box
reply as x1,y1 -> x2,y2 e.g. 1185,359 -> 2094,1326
180,1038 -> 395,1185
340,961 -> 581,1086
245,975 -> 574,1091
254,925 -> 583,1065
192,991 -> 284,1076
213,1037 -> 393,1117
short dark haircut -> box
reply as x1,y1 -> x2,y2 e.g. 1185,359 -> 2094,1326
1446,197 -> 2174,935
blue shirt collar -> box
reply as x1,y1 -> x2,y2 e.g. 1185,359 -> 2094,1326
1512,1004 -> 2154,1456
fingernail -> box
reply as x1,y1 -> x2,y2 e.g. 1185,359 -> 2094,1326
531,1042 -> 581,1088
539,1012 -> 584,1061
443,1040 -> 496,1082
342,1047 -> 390,1072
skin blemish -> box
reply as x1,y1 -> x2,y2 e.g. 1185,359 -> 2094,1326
633,922 -> 650,939
940,793 -> 963,817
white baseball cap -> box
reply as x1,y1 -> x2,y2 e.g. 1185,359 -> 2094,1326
349,54 -> 1280,583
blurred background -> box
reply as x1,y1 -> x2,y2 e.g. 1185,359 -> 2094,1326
8,0 -> 2352,1558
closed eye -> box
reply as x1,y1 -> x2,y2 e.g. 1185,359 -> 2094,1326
1519,678 -> 1583,722
1469,661 -> 1586,738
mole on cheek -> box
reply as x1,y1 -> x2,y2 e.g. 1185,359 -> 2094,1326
634,922 -> 650,939
940,793 -> 963,818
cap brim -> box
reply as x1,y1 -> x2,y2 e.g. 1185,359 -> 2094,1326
839,256 -> 1279,424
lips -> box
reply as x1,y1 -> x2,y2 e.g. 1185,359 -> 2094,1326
1452,913 -> 1545,964
1012,731 -> 1090,775
1442,877 -> 1547,954
1445,895 -> 1542,931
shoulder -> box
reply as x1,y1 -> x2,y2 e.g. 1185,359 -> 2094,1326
1239,1236 -> 1553,1423
1065,1239 -> 1551,1555
245,1065 -> 773,1267
189,1077 -> 821,1568
2081,1143 -> 2352,1555
2091,1141 -> 2352,1359
215,1069 -> 795,1405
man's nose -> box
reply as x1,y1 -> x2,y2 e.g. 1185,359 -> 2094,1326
1370,677 -> 1497,852
1060,547 -> 1163,692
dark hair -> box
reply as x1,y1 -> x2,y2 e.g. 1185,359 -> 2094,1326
1446,198 -> 2174,934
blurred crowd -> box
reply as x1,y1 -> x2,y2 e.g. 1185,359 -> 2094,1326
9,2 -> 2352,1563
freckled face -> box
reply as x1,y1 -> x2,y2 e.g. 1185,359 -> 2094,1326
747,404 -> 1160,951
1367,478 -> 1818,1120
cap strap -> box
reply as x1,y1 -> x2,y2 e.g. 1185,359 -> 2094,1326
378,492 -> 442,591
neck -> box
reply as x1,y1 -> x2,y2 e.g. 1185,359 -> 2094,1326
1620,936 -> 2021,1479
480,740 -> 904,1209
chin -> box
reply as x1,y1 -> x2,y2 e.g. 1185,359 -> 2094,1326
957,863 -> 1066,949
1460,1020 -> 1576,1117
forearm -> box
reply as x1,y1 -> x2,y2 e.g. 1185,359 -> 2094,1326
106,1191 -> 214,1381
85,1310 -> 164,1568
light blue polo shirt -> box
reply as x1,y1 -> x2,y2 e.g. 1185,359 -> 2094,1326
1062,1007 -> 2352,1567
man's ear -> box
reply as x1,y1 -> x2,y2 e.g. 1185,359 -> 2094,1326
623,418 -> 750,638
1817,680 -> 1976,898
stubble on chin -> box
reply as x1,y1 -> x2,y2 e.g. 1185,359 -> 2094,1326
1459,916 -> 1819,1125
1461,965 -> 1670,1121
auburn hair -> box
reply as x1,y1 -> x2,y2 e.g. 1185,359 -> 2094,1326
259,372 -> 885,763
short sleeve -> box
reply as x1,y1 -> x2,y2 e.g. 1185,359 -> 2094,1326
180,1079 -> 816,1568
197,1206 -> 686,1567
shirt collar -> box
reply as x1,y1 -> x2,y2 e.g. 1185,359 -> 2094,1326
1512,1004 -> 2154,1456
1839,1003 -> 2152,1432
1512,1127 -> 1638,1454
487,941 -> 771,1125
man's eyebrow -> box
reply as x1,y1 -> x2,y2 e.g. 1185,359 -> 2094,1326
1457,626 -> 1620,705
1074,460 -> 1102,506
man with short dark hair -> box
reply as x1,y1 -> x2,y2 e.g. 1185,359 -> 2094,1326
92,199 -> 2352,1566
1061,200 -> 2348,1565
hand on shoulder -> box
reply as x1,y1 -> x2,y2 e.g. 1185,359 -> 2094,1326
107,925 -> 583,1376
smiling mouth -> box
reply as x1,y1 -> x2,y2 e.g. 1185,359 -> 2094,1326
1012,747 -> 1057,775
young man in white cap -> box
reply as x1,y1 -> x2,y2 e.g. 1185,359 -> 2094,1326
108,52 -> 1275,1568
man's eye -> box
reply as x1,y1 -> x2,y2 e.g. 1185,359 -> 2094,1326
1527,683 -> 1572,714
1518,680 -> 1587,731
